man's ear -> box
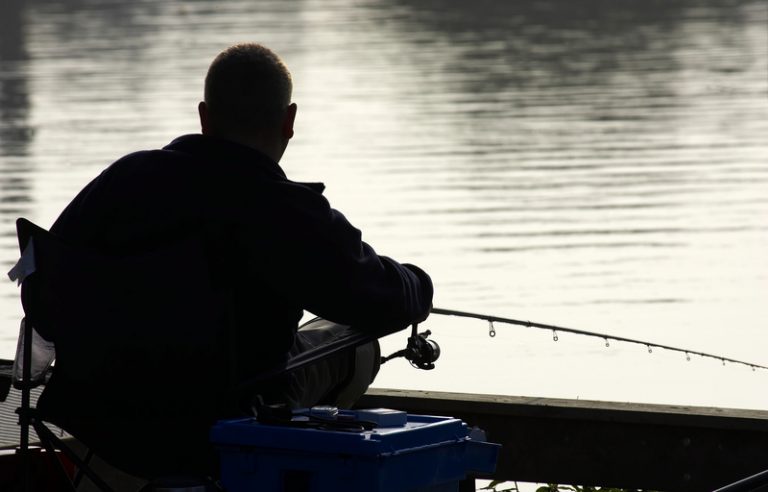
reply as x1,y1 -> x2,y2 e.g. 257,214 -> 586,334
198,101 -> 211,135
282,103 -> 297,140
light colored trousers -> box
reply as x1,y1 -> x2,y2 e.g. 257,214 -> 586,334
74,318 -> 382,491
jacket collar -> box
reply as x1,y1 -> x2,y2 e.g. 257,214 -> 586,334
164,134 -> 326,193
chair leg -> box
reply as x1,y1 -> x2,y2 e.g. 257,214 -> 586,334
17,412 -> 31,492
19,318 -> 34,492
72,449 -> 94,489
35,430 -> 77,492
32,421 -> 114,492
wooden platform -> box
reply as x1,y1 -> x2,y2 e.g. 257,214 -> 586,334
358,389 -> 768,492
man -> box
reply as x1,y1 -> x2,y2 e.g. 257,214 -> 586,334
39,43 -> 433,480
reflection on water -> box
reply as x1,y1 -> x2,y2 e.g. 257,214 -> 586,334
0,0 -> 766,408
0,0 -> 30,151
0,0 -> 33,222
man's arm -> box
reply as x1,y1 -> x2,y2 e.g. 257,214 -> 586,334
247,183 -> 433,330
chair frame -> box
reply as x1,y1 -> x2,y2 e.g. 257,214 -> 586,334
9,218 -> 397,492
11,223 -> 115,492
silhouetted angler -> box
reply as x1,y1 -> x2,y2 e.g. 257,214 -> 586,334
30,43 -> 433,482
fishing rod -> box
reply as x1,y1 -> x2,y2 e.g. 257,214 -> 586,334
430,307 -> 768,372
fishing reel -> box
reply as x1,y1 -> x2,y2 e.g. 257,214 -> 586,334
381,323 -> 440,370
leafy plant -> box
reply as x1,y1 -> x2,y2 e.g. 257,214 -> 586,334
480,480 -> 520,492
480,482 -> 657,492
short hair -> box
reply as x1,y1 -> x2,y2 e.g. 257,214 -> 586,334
204,43 -> 292,135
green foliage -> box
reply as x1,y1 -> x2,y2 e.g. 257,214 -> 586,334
480,480 -> 520,492
481,482 -> 658,492
535,486 -> 651,492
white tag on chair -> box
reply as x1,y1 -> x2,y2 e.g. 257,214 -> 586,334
7,238 -> 36,286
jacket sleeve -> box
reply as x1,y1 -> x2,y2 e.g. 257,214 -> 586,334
244,183 -> 433,330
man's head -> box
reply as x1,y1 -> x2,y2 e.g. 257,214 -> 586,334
198,43 -> 297,161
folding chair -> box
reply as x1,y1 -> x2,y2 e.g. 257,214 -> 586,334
10,220 -> 108,491
6,218 -> 405,491
8,218 -> 228,491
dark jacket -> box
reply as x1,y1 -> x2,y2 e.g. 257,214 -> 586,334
41,134 -> 433,476
50,133 -> 433,379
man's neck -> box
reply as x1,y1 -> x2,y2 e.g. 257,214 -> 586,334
217,132 -> 285,163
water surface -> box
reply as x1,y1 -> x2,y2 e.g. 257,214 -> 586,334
1,0 -> 767,408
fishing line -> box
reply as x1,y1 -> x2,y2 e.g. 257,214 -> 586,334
430,307 -> 768,372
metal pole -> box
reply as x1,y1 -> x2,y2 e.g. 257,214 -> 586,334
19,318 -> 33,492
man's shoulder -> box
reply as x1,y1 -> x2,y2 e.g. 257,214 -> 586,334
113,147 -> 185,165
110,134 -> 215,167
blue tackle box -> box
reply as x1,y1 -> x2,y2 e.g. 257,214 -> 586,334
210,407 -> 501,492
